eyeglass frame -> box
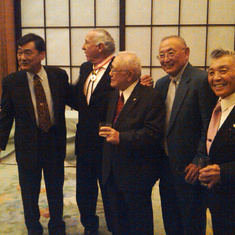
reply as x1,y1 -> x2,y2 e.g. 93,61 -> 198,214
157,47 -> 187,61
110,66 -> 130,73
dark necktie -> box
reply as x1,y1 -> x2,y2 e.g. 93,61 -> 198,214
206,100 -> 222,154
33,74 -> 52,132
113,93 -> 124,124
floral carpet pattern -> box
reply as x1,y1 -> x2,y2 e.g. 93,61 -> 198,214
0,163 -> 213,235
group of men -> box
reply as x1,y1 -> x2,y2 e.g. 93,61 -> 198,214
0,28 -> 234,235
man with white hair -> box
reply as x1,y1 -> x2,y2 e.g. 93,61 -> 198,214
73,29 -> 153,235
100,51 -> 165,235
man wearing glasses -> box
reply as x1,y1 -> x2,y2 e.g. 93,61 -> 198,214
155,35 -> 217,234
100,51 -> 165,235
73,28 -> 153,235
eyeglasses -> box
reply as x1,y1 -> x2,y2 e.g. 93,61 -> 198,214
157,48 -> 186,61
110,66 -> 130,73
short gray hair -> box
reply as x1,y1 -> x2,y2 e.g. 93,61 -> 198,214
117,51 -> 141,79
161,35 -> 187,47
91,28 -> 115,54
211,48 -> 235,61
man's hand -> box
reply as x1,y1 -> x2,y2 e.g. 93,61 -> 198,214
199,164 -> 221,189
140,75 -> 154,87
99,126 -> 120,144
184,163 -> 199,184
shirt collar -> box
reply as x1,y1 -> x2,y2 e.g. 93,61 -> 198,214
27,66 -> 45,81
220,92 -> 235,112
93,54 -> 114,71
171,62 -> 188,85
119,79 -> 139,104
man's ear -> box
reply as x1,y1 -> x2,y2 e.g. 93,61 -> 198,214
98,43 -> 105,53
127,70 -> 134,82
40,51 -> 46,61
185,47 -> 190,60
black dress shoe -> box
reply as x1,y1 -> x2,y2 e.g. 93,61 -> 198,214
84,228 -> 99,235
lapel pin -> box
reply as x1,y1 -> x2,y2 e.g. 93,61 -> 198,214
233,124 -> 235,128
133,98 -> 136,101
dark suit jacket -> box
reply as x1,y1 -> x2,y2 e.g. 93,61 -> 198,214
0,67 -> 73,168
207,105 -> 235,189
198,103 -> 235,230
155,63 -> 217,174
73,60 -> 115,160
102,83 -> 165,191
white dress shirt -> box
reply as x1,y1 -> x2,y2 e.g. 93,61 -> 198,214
219,92 -> 235,129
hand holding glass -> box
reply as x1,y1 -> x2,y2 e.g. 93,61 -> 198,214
99,122 -> 112,137
198,157 -> 211,187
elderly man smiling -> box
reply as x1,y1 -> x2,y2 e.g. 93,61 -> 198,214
199,49 -> 235,234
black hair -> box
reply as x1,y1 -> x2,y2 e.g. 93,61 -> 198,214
17,33 -> 46,52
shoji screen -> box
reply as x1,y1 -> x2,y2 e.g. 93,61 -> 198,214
21,0 -> 120,84
20,0 -> 235,82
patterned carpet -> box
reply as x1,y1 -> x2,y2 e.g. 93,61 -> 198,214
0,162 -> 213,235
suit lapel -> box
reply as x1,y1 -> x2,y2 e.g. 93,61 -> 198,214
167,64 -> 192,134
45,67 -> 60,121
81,63 -> 93,86
113,83 -> 142,128
160,76 -> 171,101
210,106 -> 235,154
90,61 -> 112,104
18,71 -> 37,123
106,90 -> 119,124
94,62 -> 112,92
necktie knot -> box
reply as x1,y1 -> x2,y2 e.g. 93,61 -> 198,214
33,74 -> 40,80
214,101 -> 221,112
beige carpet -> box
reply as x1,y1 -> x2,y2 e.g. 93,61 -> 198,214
0,162 -> 213,235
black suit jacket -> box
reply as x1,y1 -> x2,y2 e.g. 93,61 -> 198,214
206,106 -> 235,188
155,63 -> 217,174
102,83 -> 165,191
0,67 -> 73,168
74,60 -> 115,160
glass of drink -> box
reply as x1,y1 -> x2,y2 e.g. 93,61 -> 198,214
198,156 -> 211,187
99,122 -> 112,137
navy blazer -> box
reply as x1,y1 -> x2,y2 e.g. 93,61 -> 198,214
0,67 -> 73,168
155,63 -> 217,174
102,83 -> 165,191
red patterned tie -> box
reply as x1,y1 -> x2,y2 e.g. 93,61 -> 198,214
206,100 -> 222,154
33,74 -> 52,132
113,93 -> 124,124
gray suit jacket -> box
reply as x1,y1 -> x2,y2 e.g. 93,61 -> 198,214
155,63 -> 217,174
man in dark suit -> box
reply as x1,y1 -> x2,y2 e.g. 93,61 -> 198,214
73,28 -> 115,235
199,49 -> 235,234
155,35 -> 217,234
100,51 -> 165,235
0,34 -> 73,235
73,28 -> 153,235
